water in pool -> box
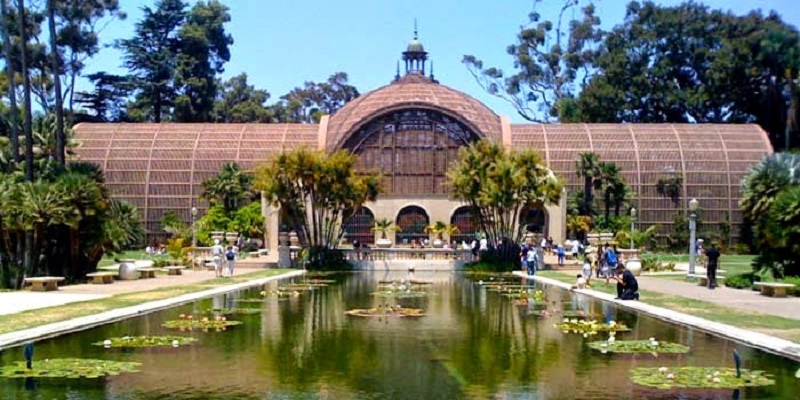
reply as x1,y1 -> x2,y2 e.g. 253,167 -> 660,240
0,271 -> 798,399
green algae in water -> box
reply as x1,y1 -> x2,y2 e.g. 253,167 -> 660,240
162,317 -> 242,331
0,358 -> 140,379
92,335 -> 197,348
630,367 -> 775,389
587,340 -> 690,354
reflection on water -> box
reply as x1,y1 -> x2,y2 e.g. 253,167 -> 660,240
1,271 -> 798,399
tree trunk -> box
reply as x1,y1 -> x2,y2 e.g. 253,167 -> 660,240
47,0 -> 65,166
583,177 -> 592,215
16,0 -> 33,181
604,189 -> 611,223
0,0 -> 19,163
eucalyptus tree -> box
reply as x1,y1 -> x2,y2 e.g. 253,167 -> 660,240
463,0 -> 602,122
447,141 -> 562,263
0,0 -> 19,163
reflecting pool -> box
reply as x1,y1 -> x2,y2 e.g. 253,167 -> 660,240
1,272 -> 798,399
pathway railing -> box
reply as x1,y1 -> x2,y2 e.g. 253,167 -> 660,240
341,247 -> 474,262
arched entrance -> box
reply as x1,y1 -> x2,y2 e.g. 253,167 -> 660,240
343,207 -> 375,245
396,205 -> 429,245
519,206 -> 548,239
450,206 -> 480,245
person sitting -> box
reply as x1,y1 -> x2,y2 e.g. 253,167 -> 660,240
571,274 -> 587,290
612,264 -> 639,300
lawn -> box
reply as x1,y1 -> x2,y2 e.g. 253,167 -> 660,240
537,270 -> 800,343
98,250 -> 172,267
643,253 -> 757,276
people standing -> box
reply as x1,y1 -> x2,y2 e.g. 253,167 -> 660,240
556,243 -> 565,265
527,245 -> 538,276
582,254 -> 593,287
225,246 -> 237,277
705,242 -> 721,289
211,239 -> 225,278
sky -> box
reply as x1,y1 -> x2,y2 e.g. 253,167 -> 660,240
78,0 -> 800,123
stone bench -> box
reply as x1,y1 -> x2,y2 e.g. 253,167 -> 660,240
137,267 -> 159,279
162,266 -> 185,276
687,274 -> 725,287
25,276 -> 65,292
248,251 -> 260,258
753,282 -> 796,298
204,262 -> 217,271
86,272 -> 116,284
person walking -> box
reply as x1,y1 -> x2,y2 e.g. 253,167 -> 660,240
225,246 -> 237,277
526,245 -> 538,276
210,239 -> 225,278
705,242 -> 721,289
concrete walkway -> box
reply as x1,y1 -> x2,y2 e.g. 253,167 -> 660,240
0,257 -> 275,316
637,275 -> 800,320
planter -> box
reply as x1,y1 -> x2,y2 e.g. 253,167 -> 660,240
118,260 -> 138,281
617,248 -> 640,264
587,233 -> 600,245
376,238 -> 393,248
626,256 -> 642,276
289,231 -> 299,247
432,239 -> 444,248
225,232 -> 239,245
211,231 -> 225,243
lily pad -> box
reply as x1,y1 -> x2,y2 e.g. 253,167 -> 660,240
630,367 -> 775,389
587,340 -> 690,354
0,358 -> 140,379
92,335 -> 197,348
345,306 -> 425,318
234,298 -> 266,303
207,308 -> 262,315
554,319 -> 631,334
162,315 -> 242,331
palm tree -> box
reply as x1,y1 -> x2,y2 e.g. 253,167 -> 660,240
201,162 -> 254,212
595,162 -> 626,223
425,221 -> 460,244
576,152 -> 601,216
371,218 -> 399,239
741,153 -> 800,221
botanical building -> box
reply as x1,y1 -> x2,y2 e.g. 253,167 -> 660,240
72,36 -> 773,250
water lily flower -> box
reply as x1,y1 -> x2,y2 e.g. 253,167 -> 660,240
103,339 -> 112,347
601,343 -> 608,348
666,373 -> 675,380
659,367 -> 668,374
713,371 -> 720,377
172,340 -> 179,348
563,318 -> 569,323
713,377 -> 721,383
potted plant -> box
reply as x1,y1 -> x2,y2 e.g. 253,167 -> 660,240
372,219 -> 400,248
425,221 -> 460,248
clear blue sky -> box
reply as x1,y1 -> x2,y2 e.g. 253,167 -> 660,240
80,0 -> 800,122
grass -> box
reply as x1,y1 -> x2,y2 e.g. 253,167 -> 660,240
99,250 -> 172,268
0,269 -> 293,336
536,270 -> 800,343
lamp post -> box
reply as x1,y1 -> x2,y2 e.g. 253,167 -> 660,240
629,207 -> 636,250
191,207 -> 198,248
688,198 -> 699,277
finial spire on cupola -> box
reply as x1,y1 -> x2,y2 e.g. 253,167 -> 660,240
402,19 -> 428,76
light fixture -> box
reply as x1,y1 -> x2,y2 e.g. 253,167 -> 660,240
191,207 -> 198,216
689,198 -> 699,212
630,207 -> 637,218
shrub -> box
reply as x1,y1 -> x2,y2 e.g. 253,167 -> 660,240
781,277 -> 800,296
465,261 -> 516,273
725,273 -> 760,289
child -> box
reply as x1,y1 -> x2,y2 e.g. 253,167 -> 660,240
571,274 -> 587,290
582,255 -> 592,287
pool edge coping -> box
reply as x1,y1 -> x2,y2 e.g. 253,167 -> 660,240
512,271 -> 800,363
0,269 -> 306,351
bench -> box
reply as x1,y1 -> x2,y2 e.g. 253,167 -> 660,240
204,262 -> 217,271
753,282 -> 796,298
86,272 -> 116,284
162,266 -> 185,276
687,274 -> 725,287
25,276 -> 65,292
137,267 -> 159,279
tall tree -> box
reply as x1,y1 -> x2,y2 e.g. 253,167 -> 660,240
277,72 -> 359,123
0,0 -> 19,163
73,72 -> 131,122
46,0 -> 63,166
212,73 -> 272,122
575,1 -> 800,149
117,0 -> 186,122
15,0 -> 32,181
463,0 -> 602,122
173,0 -> 232,122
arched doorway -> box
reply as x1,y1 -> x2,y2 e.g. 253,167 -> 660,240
342,207 -> 375,245
450,206 -> 480,245
396,205 -> 429,245
519,206 -> 548,240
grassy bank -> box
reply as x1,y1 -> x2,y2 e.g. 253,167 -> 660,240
0,269 -> 293,336
537,271 -> 800,343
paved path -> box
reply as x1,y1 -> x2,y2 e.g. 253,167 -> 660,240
0,257 -> 276,316
636,275 -> 800,320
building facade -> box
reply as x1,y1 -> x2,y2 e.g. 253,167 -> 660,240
72,36 -> 773,250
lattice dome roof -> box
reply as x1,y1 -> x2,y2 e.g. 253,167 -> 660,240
325,74 -> 502,152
